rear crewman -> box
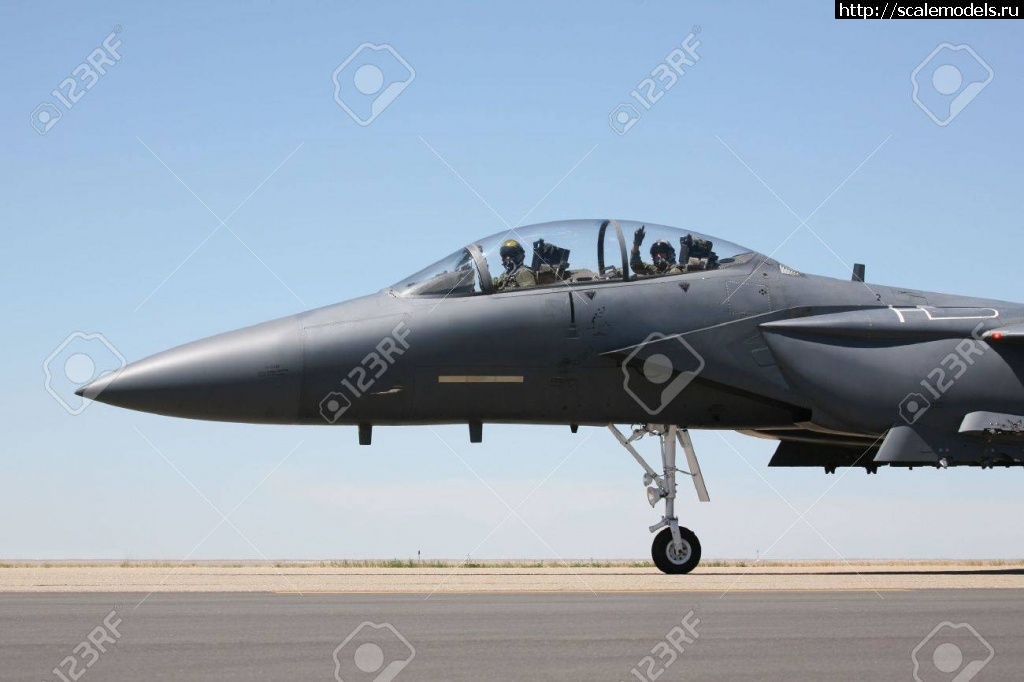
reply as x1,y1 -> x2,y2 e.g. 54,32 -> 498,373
630,226 -> 685,276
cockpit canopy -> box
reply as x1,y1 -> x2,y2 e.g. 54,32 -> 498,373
391,219 -> 761,297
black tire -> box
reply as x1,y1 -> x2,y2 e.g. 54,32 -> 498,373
651,526 -> 701,574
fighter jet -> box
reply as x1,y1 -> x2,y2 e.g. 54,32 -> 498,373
77,219 -> 1024,573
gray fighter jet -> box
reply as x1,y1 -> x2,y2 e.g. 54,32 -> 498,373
77,219 -> 1024,573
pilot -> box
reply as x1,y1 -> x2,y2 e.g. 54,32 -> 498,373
630,226 -> 685,276
493,239 -> 537,290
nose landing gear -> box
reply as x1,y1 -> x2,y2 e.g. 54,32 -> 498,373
609,424 -> 709,574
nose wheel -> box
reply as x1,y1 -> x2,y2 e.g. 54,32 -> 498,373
609,424 -> 710,575
652,526 -> 701,574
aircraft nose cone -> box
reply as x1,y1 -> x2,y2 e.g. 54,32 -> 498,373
77,315 -> 303,423
75,376 -> 111,399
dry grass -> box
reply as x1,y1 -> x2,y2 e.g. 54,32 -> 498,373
1,558 -> 1023,570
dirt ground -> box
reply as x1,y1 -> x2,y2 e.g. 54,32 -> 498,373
2,561 -> 1022,593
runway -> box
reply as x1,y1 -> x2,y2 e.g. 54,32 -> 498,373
4,589 -> 1023,681
5,565 -> 1022,680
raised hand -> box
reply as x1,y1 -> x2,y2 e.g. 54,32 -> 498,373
633,225 -> 646,247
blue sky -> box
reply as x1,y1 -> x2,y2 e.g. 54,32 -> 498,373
3,1 -> 1023,561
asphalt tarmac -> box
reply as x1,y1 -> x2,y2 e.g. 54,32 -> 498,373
4,589 -> 1022,681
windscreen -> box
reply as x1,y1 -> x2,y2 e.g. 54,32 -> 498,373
390,247 -> 484,297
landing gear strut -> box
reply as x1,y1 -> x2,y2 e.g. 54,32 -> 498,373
609,424 -> 710,574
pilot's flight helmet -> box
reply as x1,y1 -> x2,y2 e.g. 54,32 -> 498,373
499,239 -> 526,272
650,240 -> 676,266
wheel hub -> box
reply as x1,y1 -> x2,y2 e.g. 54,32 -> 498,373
667,539 -> 691,564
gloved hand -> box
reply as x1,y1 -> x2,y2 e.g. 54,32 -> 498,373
633,225 -> 646,248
